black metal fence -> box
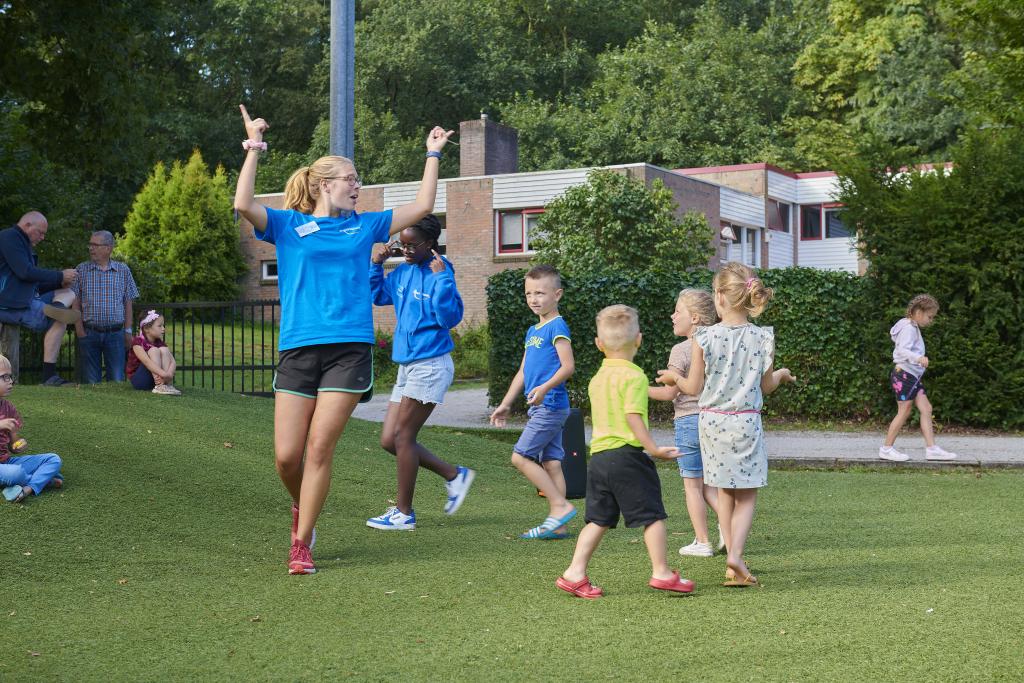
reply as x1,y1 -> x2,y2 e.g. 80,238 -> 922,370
18,300 -> 281,396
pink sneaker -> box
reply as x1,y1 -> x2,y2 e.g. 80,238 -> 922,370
288,539 -> 316,575
290,503 -> 316,548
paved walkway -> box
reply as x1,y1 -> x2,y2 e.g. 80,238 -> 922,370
353,388 -> 1024,468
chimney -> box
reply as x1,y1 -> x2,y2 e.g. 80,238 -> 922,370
459,112 -> 518,177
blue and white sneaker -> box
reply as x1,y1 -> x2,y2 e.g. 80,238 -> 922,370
444,466 -> 476,515
366,506 -> 416,531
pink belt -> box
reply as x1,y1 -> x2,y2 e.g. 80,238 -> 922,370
700,408 -> 761,415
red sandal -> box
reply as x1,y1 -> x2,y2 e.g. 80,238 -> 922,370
649,571 -> 695,594
556,575 -> 604,599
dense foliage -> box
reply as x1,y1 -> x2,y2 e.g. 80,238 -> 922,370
487,264 -> 1017,427
836,128 -> 1024,429
530,170 -> 714,278
119,152 -> 246,302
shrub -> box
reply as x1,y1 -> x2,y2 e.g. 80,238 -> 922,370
530,169 -> 714,278
120,151 -> 246,302
488,267 -> 889,422
837,128 -> 1024,429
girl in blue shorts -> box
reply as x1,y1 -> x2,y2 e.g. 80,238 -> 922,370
365,214 -> 474,531
233,105 -> 453,574
650,289 -> 722,557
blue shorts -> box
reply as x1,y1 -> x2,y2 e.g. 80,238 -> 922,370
390,353 -> 454,405
0,291 -> 57,333
514,405 -> 570,463
673,414 -> 703,478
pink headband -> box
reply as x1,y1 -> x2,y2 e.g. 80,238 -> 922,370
140,310 -> 161,328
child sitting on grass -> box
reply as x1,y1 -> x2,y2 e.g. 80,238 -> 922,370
556,305 -> 694,599
0,354 -> 64,503
127,310 -> 181,395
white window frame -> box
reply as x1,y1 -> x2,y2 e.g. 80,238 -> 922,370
260,260 -> 278,282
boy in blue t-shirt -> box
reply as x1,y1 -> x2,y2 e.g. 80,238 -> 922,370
490,265 -> 577,539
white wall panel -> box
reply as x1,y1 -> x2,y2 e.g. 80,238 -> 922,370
492,168 -> 594,209
795,176 -> 841,204
383,181 -> 447,214
797,238 -> 858,272
767,171 -> 798,203
768,231 -> 793,268
720,187 -> 765,227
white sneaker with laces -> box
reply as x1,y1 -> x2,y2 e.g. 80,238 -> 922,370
444,466 -> 476,515
366,506 -> 416,531
678,539 -> 714,557
925,445 -> 957,461
879,445 -> 909,462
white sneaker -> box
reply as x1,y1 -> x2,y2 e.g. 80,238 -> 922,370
879,445 -> 909,462
925,445 -> 957,461
678,539 -> 714,557
444,466 -> 476,515
366,506 -> 416,531
152,384 -> 179,395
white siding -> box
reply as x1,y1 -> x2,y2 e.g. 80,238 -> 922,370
492,168 -> 594,209
767,231 -> 793,268
798,238 -> 858,272
720,187 -> 765,227
766,171 -> 798,203
382,180 -> 447,214
796,175 -> 841,204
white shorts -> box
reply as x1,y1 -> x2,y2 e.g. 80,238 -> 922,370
389,353 -> 454,405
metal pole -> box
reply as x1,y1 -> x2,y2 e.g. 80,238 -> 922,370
330,0 -> 355,160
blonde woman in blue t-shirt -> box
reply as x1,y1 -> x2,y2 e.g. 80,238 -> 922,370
234,105 -> 452,575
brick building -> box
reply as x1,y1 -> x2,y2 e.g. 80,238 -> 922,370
238,115 -> 858,331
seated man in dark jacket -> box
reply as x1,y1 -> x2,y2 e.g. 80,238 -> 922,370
0,211 -> 81,386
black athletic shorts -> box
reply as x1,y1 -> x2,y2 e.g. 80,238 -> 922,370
585,444 -> 667,529
274,342 -> 374,402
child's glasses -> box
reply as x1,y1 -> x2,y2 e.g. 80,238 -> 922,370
0,374 -> 14,383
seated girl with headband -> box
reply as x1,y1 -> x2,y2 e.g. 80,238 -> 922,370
127,310 -> 182,395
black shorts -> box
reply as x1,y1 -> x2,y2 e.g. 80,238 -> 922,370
890,367 -> 925,402
585,444 -> 667,529
274,342 -> 374,401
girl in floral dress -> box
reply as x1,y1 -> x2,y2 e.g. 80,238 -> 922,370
658,263 -> 795,587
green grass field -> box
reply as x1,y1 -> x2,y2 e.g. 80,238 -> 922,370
3,385 -> 1022,681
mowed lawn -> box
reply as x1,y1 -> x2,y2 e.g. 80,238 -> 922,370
3,385 -> 1022,681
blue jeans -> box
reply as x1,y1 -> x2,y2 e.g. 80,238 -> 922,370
0,453 -> 62,495
79,328 -> 127,383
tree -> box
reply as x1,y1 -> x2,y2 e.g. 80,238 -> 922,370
530,169 -> 714,278
120,151 -> 245,302
835,128 -> 1024,428
791,0 -> 964,164
502,7 -> 811,171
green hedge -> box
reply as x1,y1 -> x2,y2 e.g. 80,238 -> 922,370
488,267 -> 900,422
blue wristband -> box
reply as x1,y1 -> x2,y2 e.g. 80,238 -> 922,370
425,151 -> 442,160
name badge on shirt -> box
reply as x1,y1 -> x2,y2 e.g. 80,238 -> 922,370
294,221 -> 320,237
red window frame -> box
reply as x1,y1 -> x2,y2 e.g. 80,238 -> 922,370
800,204 -> 823,241
496,208 -> 544,254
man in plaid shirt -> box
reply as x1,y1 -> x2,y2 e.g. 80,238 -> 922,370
71,231 -> 139,383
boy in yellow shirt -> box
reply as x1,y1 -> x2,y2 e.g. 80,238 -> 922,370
556,305 -> 695,598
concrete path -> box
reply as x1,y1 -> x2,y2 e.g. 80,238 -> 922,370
353,387 -> 1024,468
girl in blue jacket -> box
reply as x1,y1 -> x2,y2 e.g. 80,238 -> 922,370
366,214 -> 475,531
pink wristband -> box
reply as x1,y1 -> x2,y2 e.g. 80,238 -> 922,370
242,139 -> 267,152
